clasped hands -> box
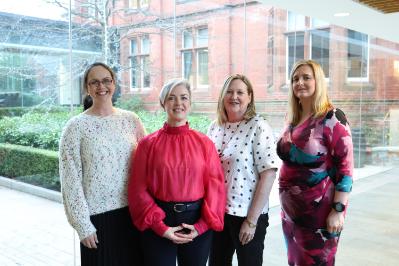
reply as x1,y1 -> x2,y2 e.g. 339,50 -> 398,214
163,223 -> 199,244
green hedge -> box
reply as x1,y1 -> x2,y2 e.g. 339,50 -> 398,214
0,143 -> 59,190
0,107 -> 30,118
0,106 -> 71,119
0,108 -> 212,151
0,109 -> 77,151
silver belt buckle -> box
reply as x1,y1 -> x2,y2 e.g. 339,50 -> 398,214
173,203 -> 186,212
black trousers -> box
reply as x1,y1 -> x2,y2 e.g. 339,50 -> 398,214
141,201 -> 212,266
209,213 -> 269,266
80,207 -> 143,266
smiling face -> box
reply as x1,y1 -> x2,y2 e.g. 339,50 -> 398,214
86,65 -> 115,104
223,79 -> 251,122
164,84 -> 191,126
292,65 -> 316,101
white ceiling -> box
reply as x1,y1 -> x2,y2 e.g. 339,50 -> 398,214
261,0 -> 399,44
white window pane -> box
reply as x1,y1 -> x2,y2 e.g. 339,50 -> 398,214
129,0 -> 138,9
131,39 -> 138,55
197,28 -> 208,47
287,33 -> 304,77
142,36 -> 150,54
142,56 -> 150,87
287,11 -> 305,31
182,51 -> 193,83
183,31 -> 193,49
197,49 -> 208,86
140,0 -> 149,8
347,30 -> 368,78
131,57 -> 139,88
311,29 -> 330,77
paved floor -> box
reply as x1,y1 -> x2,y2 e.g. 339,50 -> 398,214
0,167 -> 398,265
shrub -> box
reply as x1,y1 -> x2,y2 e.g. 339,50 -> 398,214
0,143 -> 60,191
115,96 -> 145,112
0,109 -> 77,150
0,107 -> 30,118
0,105 -> 212,150
0,106 -> 71,118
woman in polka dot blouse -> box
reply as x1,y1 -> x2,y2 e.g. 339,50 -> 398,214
207,74 -> 279,266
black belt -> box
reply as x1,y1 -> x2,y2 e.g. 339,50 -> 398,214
156,199 -> 203,213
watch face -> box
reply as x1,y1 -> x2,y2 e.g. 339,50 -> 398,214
333,202 -> 345,212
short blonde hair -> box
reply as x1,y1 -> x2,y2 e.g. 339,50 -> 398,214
216,74 -> 256,125
288,60 -> 333,126
159,78 -> 191,108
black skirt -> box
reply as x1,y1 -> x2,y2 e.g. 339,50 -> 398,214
80,206 -> 142,266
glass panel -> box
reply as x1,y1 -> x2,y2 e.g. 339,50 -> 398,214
197,28 -> 208,47
142,35 -> 150,54
348,29 -> 368,78
141,0 -> 149,8
287,33 -> 304,77
287,11 -> 306,31
197,49 -> 208,86
183,30 -> 193,49
142,56 -> 150,87
182,51 -> 193,83
131,39 -> 138,55
129,0 -> 138,9
131,57 -> 139,88
311,29 -> 330,77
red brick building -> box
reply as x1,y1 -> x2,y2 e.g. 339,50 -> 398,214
77,0 -> 399,132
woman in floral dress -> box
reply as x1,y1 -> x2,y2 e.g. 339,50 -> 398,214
277,60 -> 354,265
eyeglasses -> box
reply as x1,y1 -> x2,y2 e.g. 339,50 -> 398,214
88,78 -> 113,88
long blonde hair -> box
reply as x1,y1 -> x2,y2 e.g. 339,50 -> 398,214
288,60 -> 333,126
216,74 -> 256,125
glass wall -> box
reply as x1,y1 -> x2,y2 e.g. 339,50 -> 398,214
0,0 -> 398,264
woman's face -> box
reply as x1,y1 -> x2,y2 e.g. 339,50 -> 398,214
292,65 -> 316,101
164,84 -> 191,126
223,79 -> 251,121
86,66 -> 115,104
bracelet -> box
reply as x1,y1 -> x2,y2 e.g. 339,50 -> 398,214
245,219 -> 257,228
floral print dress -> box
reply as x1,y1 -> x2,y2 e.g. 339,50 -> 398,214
276,108 -> 354,265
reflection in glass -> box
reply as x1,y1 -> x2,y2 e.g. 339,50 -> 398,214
347,29 -> 368,79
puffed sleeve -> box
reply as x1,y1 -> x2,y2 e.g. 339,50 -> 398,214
59,119 -> 96,240
324,109 -> 354,192
128,138 -> 168,236
193,138 -> 226,235
253,117 -> 280,172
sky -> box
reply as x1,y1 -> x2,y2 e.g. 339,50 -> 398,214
0,0 -> 68,20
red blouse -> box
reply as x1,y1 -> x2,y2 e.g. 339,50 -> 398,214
128,123 -> 226,236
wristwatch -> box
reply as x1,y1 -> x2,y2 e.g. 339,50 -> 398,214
245,219 -> 257,228
332,202 -> 346,212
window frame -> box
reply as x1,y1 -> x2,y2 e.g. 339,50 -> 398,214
180,26 -> 209,89
347,30 -> 370,82
129,35 -> 151,91
128,0 -> 149,10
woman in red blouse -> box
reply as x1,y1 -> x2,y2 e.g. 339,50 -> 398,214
128,78 -> 226,266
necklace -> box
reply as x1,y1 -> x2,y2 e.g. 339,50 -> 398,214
218,120 -> 243,158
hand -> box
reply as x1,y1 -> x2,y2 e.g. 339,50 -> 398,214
326,209 -> 345,234
81,232 -> 98,249
174,223 -> 199,240
162,225 -> 194,244
239,219 -> 256,245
